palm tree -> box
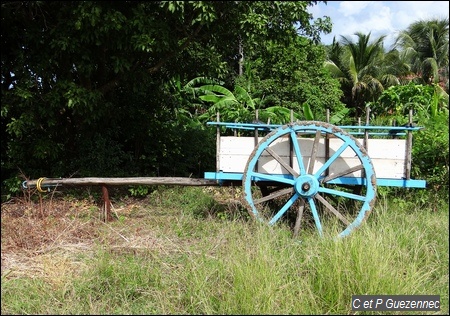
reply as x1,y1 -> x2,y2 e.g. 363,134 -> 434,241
325,32 -> 387,118
394,18 -> 449,89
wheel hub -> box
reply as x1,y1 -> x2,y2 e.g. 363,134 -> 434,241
295,175 -> 319,197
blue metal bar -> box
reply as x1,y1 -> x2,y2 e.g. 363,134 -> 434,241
207,121 -> 424,132
268,193 -> 299,225
203,172 -> 427,188
207,122 -> 279,131
308,197 -> 323,236
207,121 -> 423,139
318,186 -> 366,201
337,125 -> 424,131
290,130 -> 306,174
314,140 -> 350,178
245,172 -> 295,185
346,132 -> 407,136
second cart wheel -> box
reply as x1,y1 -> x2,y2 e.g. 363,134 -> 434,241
242,121 -> 377,238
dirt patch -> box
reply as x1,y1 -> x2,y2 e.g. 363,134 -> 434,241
1,195 -> 158,280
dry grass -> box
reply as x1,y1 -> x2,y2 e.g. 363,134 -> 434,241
1,185 -> 238,282
1,192 -> 168,282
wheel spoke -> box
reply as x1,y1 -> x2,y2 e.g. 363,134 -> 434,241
249,171 -> 295,185
308,197 -> 323,236
318,186 -> 366,202
307,130 -> 321,174
314,140 -> 350,177
321,165 -> 364,183
315,193 -> 351,226
265,147 -> 299,177
268,193 -> 299,225
290,130 -> 306,174
254,187 -> 294,204
293,199 -> 306,238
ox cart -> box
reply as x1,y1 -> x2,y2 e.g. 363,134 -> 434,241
23,109 -> 426,238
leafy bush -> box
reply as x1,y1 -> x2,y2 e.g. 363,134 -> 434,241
412,111 -> 449,191
368,83 -> 448,125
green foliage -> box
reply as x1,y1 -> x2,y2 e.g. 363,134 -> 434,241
369,83 -> 449,124
1,176 -> 23,202
325,32 -> 390,118
258,106 -> 301,124
411,111 -> 449,190
128,185 -> 150,197
76,134 -> 130,177
249,37 -> 345,120
329,107 -> 350,124
1,1 -> 334,198
302,103 -> 315,120
193,34 -> 345,125
197,83 -> 260,123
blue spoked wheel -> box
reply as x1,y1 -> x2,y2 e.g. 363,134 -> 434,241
242,121 -> 377,238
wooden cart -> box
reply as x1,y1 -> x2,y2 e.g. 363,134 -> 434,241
22,110 -> 426,238
203,110 -> 426,238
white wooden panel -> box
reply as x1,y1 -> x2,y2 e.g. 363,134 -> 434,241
356,138 -> 406,159
218,136 -> 407,179
371,159 -> 405,178
220,137 -> 260,155
219,155 -> 250,173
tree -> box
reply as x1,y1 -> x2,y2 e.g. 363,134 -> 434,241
190,33 -> 346,125
1,1 -> 333,195
324,32 -> 388,119
242,36 -> 345,123
394,18 -> 449,90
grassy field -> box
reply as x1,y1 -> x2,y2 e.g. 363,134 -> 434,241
1,185 -> 448,314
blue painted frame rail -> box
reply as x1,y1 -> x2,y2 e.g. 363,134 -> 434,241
206,121 -> 424,136
203,172 -> 427,188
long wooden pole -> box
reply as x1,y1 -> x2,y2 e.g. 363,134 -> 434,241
24,177 -> 218,223
24,177 -> 219,189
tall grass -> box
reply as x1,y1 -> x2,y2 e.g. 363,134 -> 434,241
1,187 -> 448,314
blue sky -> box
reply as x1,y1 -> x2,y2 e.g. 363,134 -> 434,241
308,1 -> 449,49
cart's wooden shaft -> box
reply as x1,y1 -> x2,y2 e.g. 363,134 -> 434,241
24,177 -> 219,189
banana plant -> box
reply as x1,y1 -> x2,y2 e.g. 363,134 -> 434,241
197,84 -> 260,123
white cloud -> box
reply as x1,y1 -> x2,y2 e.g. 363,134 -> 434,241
309,1 -> 449,49
338,1 -> 371,16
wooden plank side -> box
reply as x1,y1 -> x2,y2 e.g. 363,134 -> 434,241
251,156 -> 404,179
219,153 -> 405,178
221,137 -> 406,158
371,159 -> 405,179
356,138 -> 406,159
219,136 -> 407,179
220,136 -> 260,155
